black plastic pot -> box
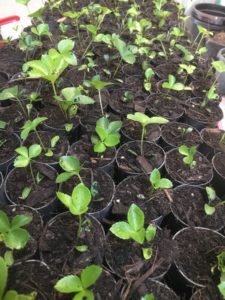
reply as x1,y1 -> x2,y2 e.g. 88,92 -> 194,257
216,47 -> 225,94
212,152 -> 225,197
0,171 -> 7,208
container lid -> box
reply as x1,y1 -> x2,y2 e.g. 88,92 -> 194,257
192,3 -> 225,27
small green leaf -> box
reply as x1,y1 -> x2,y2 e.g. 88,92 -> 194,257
110,222 -> 132,240
128,203 -> 144,231
29,144 -> 42,158
81,265 -> 102,289
0,257 -> 7,299
73,290 -> 94,300
206,186 -> 216,202
57,192 -> 72,209
0,210 -> 10,232
70,184 -> 91,215
146,224 -> 156,242
4,251 -> 14,267
75,245 -> 88,252
56,172 -> 74,183
19,186 -> 32,200
142,247 -> 153,260
54,275 -> 83,293
204,204 -> 216,215
11,214 -> 32,229
59,156 -> 81,173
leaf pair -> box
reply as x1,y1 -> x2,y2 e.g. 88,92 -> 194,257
178,145 -> 197,168
14,145 -> 42,168
127,112 -> 168,128
21,117 -> 47,141
162,75 -> 191,91
56,156 -> 81,183
149,169 -> 173,190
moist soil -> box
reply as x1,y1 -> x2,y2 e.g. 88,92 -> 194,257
185,98 -> 223,125
161,122 -> 201,148
122,120 -> 160,143
165,149 -> 213,185
171,185 -> 225,230
122,64 -> 143,77
213,152 -> 225,178
146,94 -> 184,120
108,88 -> 146,115
190,80 -> 212,98
68,138 -> 116,169
105,229 -> 175,279
154,63 -> 185,81
24,132 -> 69,164
0,131 -> 20,164
116,141 -> 165,175
191,284 -> 223,300
60,168 -> 114,213
213,32 -> 225,45
6,164 -> 57,209
39,213 -> 105,275
174,227 -> 225,286
0,205 -> 43,262
201,128 -> 225,153
112,175 -> 171,223
130,279 -> 180,300
8,260 -> 56,300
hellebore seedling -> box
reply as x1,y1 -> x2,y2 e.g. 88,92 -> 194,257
54,264 -> 102,299
162,75 -> 191,92
0,256 -> 37,300
110,204 -> 157,260
14,144 -> 42,186
144,67 -> 155,92
178,126 -> 193,139
31,23 -> 52,40
57,183 -> 91,238
178,145 -> 197,169
91,116 -> 122,153
175,44 -> 194,62
122,91 -> 135,103
23,39 -> 77,96
194,25 -> 213,54
149,168 -> 173,191
141,294 -> 155,300
19,32 -> 42,61
204,186 -> 225,215
0,210 -> 32,251
127,113 -> 168,156
56,155 -> 82,183
217,251 -> 225,299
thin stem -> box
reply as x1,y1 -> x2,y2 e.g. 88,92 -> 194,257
16,97 -> 27,117
34,129 -> 46,152
141,126 -> 145,156
29,162 -> 36,187
77,215 -> 82,238
51,81 -> 57,97
113,58 -> 122,78
98,90 -> 104,116
77,174 -> 83,184
160,41 -> 168,60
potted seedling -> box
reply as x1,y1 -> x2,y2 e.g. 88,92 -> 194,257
0,256 -> 37,300
204,186 -> 225,216
161,74 -> 191,93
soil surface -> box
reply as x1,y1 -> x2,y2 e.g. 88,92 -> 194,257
0,131 -> 20,164
213,152 -> 225,178
201,128 -> 225,153
191,285 -> 223,300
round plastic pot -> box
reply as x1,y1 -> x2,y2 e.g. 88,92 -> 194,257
212,152 -> 225,197
173,227 -> 225,288
0,71 -> 9,88
0,171 -> 8,208
198,128 -> 223,160
216,47 -> 225,94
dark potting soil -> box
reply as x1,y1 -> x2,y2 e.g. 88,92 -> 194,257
191,284 -> 223,300
146,94 -> 184,120
161,122 -> 201,148
108,88 -> 146,115
122,63 -> 143,77
157,82 -> 192,102
201,128 -> 225,153
0,43 -> 24,76
6,164 -> 57,209
213,32 -> 225,44
116,141 -> 164,174
68,138 -> 115,169
165,149 -> 213,185
213,152 -> 225,178
8,260 -> 56,300
105,229 -> 175,279
112,175 -> 171,223
0,131 -> 20,164
0,72 -> 8,88
174,227 -> 225,286
154,63 -> 185,81
39,213 -> 105,275
190,80 -> 212,98
185,98 -> 223,125
24,131 -> 69,164
171,185 -> 225,230
122,120 -> 160,143
130,279 -> 180,300
0,205 -> 43,262
60,168 -> 114,213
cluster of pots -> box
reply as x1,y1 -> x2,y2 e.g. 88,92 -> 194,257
0,0 -> 225,299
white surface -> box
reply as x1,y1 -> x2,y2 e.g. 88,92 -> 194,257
0,0 -> 44,39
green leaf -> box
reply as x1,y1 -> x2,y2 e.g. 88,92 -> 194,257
127,204 -> 144,231
178,145 -> 189,156
110,221 -> 132,240
54,275 -> 83,293
218,281 -> 225,298
19,186 -> 32,200
127,113 -> 168,127
70,184 -> 91,215
56,172 -> 74,183
130,228 -> 145,244
58,39 -> 75,54
150,169 -> 161,185
0,257 -> 7,299
204,204 -> 216,215
73,290 -> 94,300
96,126 -> 107,141
212,60 -> 225,73
14,156 -> 29,168
94,142 -> 106,153
59,156 -> 81,173
76,95 -> 95,105
141,293 -> 155,300
142,247 -> 153,260
0,86 -> 18,101
0,120 -> 7,129
56,192 -> 72,209
146,224 -> 156,242
16,0 -> 30,5
206,186 -> 216,202
159,178 -> 173,189
104,134 -> 120,147
81,265 -> 102,289
4,228 -> 30,250
108,121 -> 123,133
4,251 -> 14,267
75,245 -> 88,252
11,214 -> 32,229
0,210 -> 10,232
28,144 -> 42,158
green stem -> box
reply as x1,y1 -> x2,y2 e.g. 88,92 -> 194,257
160,41 -> 168,60
16,97 -> 27,118
98,90 -> 104,116
51,81 -> 57,97
34,129 -> 46,152
141,126 -> 145,156
77,215 -> 82,238
29,162 -> 36,187
113,58 -> 122,78
77,174 -> 83,184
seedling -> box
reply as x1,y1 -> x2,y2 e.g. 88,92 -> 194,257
127,113 -> 168,156
91,116 -> 122,153
56,156 -> 82,183
54,264 -> 102,299
201,86 -> 219,109
204,186 -> 225,215
14,144 -> 42,186
217,252 -> 225,299
141,294 -> 155,300
122,91 -> 135,103
31,23 -> 52,40
149,169 -> 173,191
162,75 -> 191,92
0,256 -> 37,300
176,44 -> 194,62
110,204 -> 157,260
19,32 -> 42,61
178,145 -> 197,169
0,210 -> 32,252
23,39 -> 77,96
144,67 -> 155,92
194,25 -> 213,54
57,183 -> 91,238
178,126 -> 193,139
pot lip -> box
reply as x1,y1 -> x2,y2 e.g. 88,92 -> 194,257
171,184 -> 225,231
11,258 -> 52,271
59,167 -> 115,215
212,151 -> 225,178
217,47 -> 225,58
121,119 -> 161,143
0,130 -> 21,166
192,3 -> 225,26
200,127 -> 224,150
172,226 -> 225,288
42,115 -> 80,132
0,171 -> 3,189
165,147 -> 213,186
161,121 -> 201,148
116,140 -> 165,175
4,163 -> 58,210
